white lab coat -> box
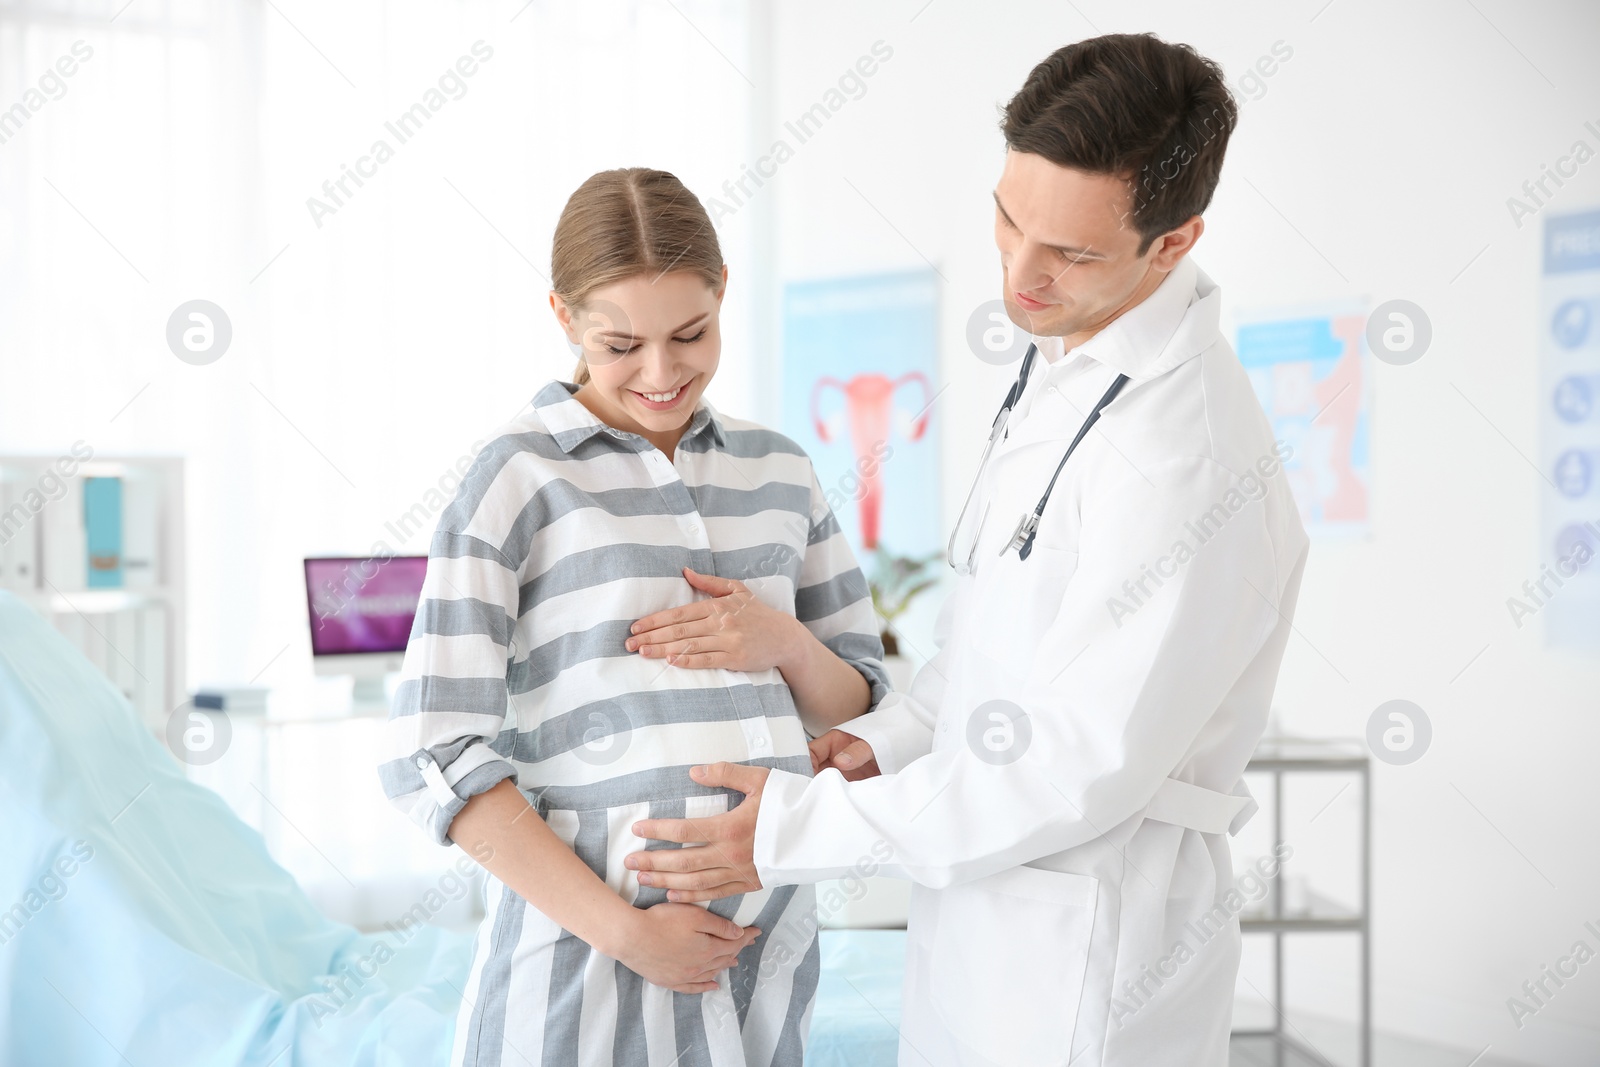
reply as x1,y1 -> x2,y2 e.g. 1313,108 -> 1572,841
752,256 -> 1310,1067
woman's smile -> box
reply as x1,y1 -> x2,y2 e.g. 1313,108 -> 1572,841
628,380 -> 691,411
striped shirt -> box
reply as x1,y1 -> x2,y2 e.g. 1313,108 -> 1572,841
377,378 -> 889,1066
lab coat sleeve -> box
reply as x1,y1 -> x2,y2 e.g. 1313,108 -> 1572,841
377,458 -> 524,846
827,588 -> 959,773
752,454 -> 1294,889
791,462 -> 892,735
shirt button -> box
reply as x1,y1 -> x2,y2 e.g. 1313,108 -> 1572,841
689,523 -> 701,533
415,756 -> 428,769
752,737 -> 768,750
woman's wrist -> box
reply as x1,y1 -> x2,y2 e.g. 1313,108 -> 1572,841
777,621 -> 873,733
774,613 -> 821,678
583,896 -> 644,959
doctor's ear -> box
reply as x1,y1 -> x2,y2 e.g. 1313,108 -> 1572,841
1147,216 -> 1204,271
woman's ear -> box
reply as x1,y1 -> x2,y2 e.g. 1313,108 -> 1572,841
550,291 -> 580,343
715,264 -> 729,305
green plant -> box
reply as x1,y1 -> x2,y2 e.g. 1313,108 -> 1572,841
866,547 -> 942,657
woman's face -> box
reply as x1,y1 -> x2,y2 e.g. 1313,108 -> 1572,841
552,267 -> 727,449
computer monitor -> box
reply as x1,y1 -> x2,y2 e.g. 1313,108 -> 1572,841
303,554 -> 428,703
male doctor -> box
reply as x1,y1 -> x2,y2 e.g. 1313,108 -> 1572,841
627,32 -> 1310,1066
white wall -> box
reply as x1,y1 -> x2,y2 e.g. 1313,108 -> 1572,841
0,0 -> 763,687
3,0 -> 1598,1058
0,0 -> 763,901
759,0 -> 1600,1063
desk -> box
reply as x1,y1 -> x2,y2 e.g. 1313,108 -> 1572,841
185,677 -> 481,932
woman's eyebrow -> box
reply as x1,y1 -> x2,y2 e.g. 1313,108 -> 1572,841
599,312 -> 710,340
992,190 -> 1106,259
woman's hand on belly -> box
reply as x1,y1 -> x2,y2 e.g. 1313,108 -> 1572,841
616,902 -> 762,994
626,566 -> 804,673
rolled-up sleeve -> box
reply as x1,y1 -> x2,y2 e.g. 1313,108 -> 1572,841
791,463 -> 891,732
378,531 -> 521,846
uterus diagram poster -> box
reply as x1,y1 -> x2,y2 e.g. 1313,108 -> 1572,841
1233,300 -> 1373,540
1539,206 -> 1600,652
780,269 -> 941,563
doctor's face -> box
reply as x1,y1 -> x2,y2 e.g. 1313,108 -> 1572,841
552,267 -> 726,448
993,148 -> 1200,349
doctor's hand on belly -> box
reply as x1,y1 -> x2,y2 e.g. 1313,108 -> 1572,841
627,762 -> 771,904
625,736 -> 878,902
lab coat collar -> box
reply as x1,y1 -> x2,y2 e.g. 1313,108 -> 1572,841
1035,255 -> 1221,383
533,379 -> 727,453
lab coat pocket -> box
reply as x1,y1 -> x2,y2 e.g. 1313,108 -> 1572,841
930,864 -> 1099,1065
971,545 -> 1079,668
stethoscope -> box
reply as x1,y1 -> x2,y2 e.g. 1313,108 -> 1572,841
947,342 -> 1130,575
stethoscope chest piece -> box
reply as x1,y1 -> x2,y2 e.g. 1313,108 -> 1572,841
1005,512 -> 1040,559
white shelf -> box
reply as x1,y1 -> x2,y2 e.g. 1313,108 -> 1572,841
1,454 -> 185,733
21,587 -> 177,613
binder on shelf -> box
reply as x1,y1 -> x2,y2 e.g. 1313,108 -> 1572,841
41,472 -> 86,591
121,472 -> 161,588
0,479 -> 41,592
84,476 -> 124,589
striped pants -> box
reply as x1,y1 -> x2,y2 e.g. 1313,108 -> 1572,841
451,791 -> 821,1067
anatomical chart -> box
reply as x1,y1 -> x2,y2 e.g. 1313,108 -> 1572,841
1234,301 -> 1373,540
780,269 -> 941,561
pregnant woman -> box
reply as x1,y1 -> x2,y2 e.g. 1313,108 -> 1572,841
377,167 -> 889,1067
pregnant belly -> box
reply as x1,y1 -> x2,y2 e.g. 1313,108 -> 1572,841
528,790 -> 792,929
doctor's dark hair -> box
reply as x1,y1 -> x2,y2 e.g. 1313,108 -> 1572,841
1001,33 -> 1238,257
551,167 -> 725,386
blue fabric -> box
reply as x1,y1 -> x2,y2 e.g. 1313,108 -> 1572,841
0,591 -> 473,1066
0,590 -> 905,1065
807,930 -> 905,1067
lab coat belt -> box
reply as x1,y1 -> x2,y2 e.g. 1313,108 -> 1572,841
1144,776 -> 1258,836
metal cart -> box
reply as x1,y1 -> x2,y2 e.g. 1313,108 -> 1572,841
1233,736 -> 1371,1067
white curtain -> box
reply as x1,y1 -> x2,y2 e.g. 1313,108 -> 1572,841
0,0 -> 761,916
